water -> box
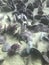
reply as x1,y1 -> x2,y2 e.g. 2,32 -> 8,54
0,0 -> 49,65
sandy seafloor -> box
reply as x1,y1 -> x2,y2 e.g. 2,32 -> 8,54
0,0 -> 49,65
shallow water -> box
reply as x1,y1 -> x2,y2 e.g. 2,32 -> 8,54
0,0 -> 49,65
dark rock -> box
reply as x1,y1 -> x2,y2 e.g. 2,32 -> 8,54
38,5 -> 44,15
33,0 -> 42,8
42,0 -> 46,3
26,9 -> 32,15
8,48 -> 16,56
34,15 -> 42,20
11,44 -> 20,51
47,51 -> 49,58
30,48 -> 49,65
0,56 -> 4,64
0,0 -> 4,6
22,0 -> 28,3
30,48 -> 42,59
7,44 -> 20,56
20,48 -> 30,57
1,6 -> 14,12
42,37 -> 49,42
46,0 -> 49,7
38,11 -> 43,15
27,23 -> 49,33
1,0 -> 15,12
27,25 -> 37,30
6,24 -> 17,34
26,9 -> 33,20
27,3 -> 34,11
16,0 -> 26,12
40,16 -> 49,25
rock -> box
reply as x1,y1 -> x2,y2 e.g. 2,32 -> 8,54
38,5 -> 43,15
42,54 -> 49,64
30,48 -> 49,65
20,48 -> 30,57
34,14 -> 42,20
26,9 -> 33,20
8,48 -> 16,56
22,0 -> 28,3
7,44 -> 20,56
11,44 -> 20,51
27,3 -> 34,11
30,48 -> 42,58
33,0 -> 42,8
40,16 -> 49,25
0,56 -> 4,64
46,0 -> 49,7
42,0 -> 46,3
6,24 -> 17,34
47,51 -> 49,58
42,37 -> 49,42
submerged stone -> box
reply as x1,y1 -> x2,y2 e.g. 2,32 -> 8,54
0,56 -> 4,64
34,15 -> 42,20
40,16 -> 49,25
46,0 -> 49,7
11,44 -> 20,51
8,48 -> 16,56
33,0 -> 42,8
27,3 -> 34,11
20,48 -> 30,57
7,44 -> 20,56
22,0 -> 28,3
